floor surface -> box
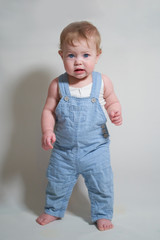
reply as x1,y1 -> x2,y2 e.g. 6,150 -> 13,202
0,204 -> 159,240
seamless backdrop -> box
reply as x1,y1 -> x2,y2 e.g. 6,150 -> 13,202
0,1 -> 160,239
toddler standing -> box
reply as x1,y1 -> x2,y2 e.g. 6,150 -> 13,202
36,21 -> 122,231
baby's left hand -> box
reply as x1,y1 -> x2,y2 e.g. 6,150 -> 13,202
109,110 -> 122,126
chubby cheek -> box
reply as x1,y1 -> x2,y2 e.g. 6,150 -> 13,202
63,61 -> 72,72
85,62 -> 96,72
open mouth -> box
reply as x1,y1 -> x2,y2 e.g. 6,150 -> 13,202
74,69 -> 85,72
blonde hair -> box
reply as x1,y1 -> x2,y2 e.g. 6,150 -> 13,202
59,21 -> 102,54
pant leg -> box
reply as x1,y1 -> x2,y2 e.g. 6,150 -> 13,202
45,151 -> 78,218
82,145 -> 114,222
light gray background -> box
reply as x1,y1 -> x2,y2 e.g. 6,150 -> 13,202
0,0 -> 160,239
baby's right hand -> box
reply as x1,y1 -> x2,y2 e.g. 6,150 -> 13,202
42,130 -> 56,150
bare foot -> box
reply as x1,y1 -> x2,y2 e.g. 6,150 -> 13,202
96,219 -> 114,231
36,213 -> 59,226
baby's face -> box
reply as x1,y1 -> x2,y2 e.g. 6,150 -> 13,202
59,38 -> 100,81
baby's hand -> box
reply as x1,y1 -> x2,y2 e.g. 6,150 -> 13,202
42,130 -> 56,150
109,110 -> 122,126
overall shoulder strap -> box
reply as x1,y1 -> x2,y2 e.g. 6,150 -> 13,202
58,72 -> 71,97
90,71 -> 102,99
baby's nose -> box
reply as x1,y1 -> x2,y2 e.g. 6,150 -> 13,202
74,57 -> 82,65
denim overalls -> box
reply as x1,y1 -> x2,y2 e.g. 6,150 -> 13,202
45,71 -> 114,222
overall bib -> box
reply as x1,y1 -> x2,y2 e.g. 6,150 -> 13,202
45,71 -> 114,222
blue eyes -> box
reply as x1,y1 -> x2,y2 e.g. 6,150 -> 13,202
67,54 -> 89,58
68,54 -> 74,58
83,54 -> 89,58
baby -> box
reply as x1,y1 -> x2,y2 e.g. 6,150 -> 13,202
36,21 -> 122,231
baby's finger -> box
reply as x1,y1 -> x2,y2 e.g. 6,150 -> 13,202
112,116 -> 120,121
51,134 -> 56,143
46,137 -> 53,148
110,111 -> 115,118
114,111 -> 120,117
113,119 -> 122,125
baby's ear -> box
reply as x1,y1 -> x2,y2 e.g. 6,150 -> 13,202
97,49 -> 102,57
58,50 -> 63,58
96,51 -> 101,63
99,49 -> 102,55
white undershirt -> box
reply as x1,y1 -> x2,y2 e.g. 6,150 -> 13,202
60,79 -> 108,118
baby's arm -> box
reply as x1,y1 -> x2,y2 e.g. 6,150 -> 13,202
41,78 -> 60,150
103,74 -> 122,126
